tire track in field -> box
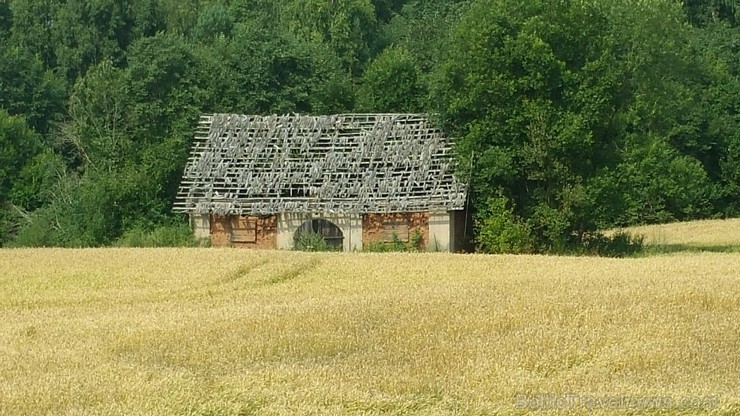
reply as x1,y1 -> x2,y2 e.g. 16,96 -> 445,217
262,257 -> 323,286
217,256 -> 275,285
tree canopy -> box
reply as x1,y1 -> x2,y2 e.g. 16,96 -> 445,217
0,0 -> 737,252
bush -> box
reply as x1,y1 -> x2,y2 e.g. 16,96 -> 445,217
580,231 -> 645,258
475,197 -> 534,254
9,206 -> 62,247
364,230 -> 424,252
293,230 -> 340,252
115,223 -> 205,247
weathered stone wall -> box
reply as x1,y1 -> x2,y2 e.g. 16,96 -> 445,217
362,212 -> 430,250
210,215 -> 278,249
428,212 -> 453,252
190,214 -> 211,239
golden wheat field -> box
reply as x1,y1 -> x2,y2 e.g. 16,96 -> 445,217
614,217 -> 740,247
1,222 -> 739,415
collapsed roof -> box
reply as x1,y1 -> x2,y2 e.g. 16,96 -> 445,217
174,113 -> 467,215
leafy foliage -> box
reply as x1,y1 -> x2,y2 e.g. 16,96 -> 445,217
358,45 -> 423,112
0,110 -> 45,244
293,230 -> 341,252
115,222 -> 205,247
580,232 -> 645,258
0,0 -> 738,252
0,44 -> 65,133
474,197 -> 533,254
433,0 -> 735,253
364,230 -> 424,252
282,0 -> 377,73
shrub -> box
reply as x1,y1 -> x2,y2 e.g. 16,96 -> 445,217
9,206 -> 61,247
293,230 -> 340,252
115,223 -> 205,247
580,231 -> 645,258
364,230 -> 424,252
475,197 -> 534,254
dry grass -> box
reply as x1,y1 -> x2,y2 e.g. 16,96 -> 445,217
1,248 -> 738,415
611,218 -> 740,247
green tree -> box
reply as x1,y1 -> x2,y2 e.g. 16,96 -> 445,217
160,0 -> 202,36
617,135 -> 714,224
371,0 -> 406,23
129,0 -> 166,38
195,22 -> 354,114
0,44 -> 66,133
433,0 -> 716,252
0,109 -> 44,243
62,60 -> 131,171
376,0 -> 469,70
358,45 -> 423,112
684,0 -> 738,26
0,110 -> 41,199
123,32 -> 201,143
8,0 -> 60,69
51,0 -> 136,80
15,33 -> 204,247
228,0 -> 278,26
91,33 -> 201,230
283,0 -> 377,73
692,22 -> 740,214
474,196 -> 533,254
12,171 -> 124,247
192,2 -> 234,42
0,0 -> 11,39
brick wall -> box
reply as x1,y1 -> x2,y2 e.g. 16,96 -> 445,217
210,215 -> 278,249
362,212 -> 429,250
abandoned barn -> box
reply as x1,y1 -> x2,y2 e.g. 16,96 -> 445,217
173,113 -> 468,251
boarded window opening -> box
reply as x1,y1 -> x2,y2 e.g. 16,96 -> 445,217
382,220 -> 410,242
230,216 -> 257,243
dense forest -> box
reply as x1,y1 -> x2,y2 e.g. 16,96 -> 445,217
0,0 -> 738,252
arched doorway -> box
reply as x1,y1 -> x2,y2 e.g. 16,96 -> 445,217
294,218 -> 344,251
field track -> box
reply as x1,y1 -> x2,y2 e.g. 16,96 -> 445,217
1,244 -> 738,415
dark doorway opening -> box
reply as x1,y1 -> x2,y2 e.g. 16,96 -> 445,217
294,218 -> 344,251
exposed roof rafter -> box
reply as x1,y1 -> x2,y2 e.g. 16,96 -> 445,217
174,113 -> 467,215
